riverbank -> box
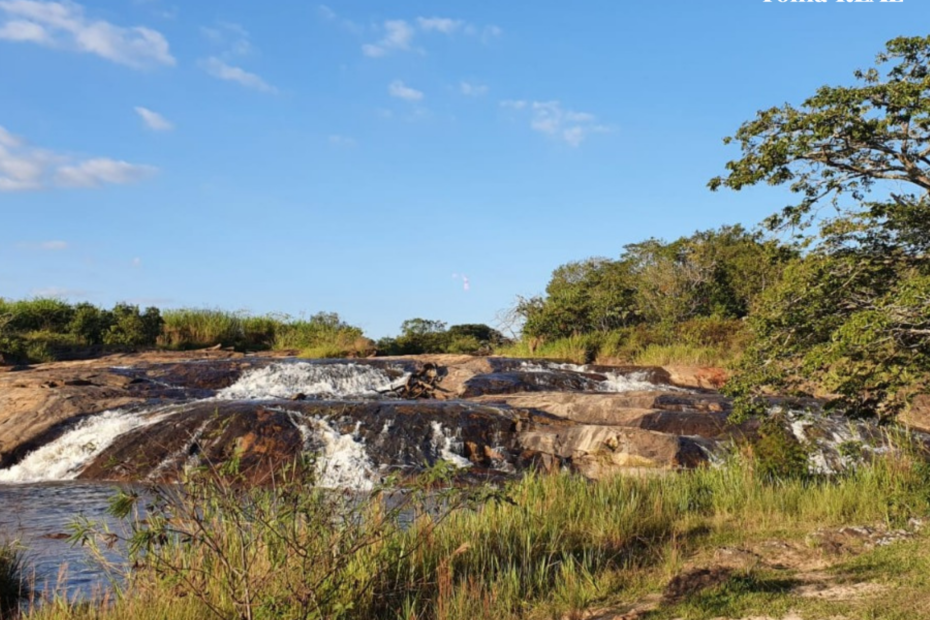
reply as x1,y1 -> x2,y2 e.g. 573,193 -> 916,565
4,449 -> 930,620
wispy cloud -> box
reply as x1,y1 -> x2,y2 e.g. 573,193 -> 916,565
0,0 -> 174,68
200,20 -> 252,57
460,81 -> 488,97
388,80 -> 422,102
317,4 -> 361,34
0,125 -> 157,191
56,158 -> 157,187
362,19 -> 414,57
362,16 -> 500,58
501,100 -> 611,147
134,106 -> 173,131
199,56 -> 276,93
417,17 -> 463,34
328,134 -> 356,148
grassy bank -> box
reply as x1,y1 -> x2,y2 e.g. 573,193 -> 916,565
15,444 -> 930,620
496,317 -> 748,368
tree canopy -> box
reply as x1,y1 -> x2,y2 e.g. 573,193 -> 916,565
711,36 -> 930,420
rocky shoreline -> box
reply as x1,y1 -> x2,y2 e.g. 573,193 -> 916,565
0,352 -> 918,485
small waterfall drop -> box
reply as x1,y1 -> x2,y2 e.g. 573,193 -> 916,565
0,408 -> 159,483
430,422 -> 472,469
307,417 -> 378,491
217,362 -> 410,400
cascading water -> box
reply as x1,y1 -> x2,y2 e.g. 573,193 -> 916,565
0,408 -> 162,483
519,361 -> 674,392
430,422 -> 473,469
216,362 -> 410,400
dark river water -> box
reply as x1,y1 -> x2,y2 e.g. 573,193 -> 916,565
0,482 -> 127,601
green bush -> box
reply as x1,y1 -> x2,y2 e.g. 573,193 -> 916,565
0,298 -> 75,334
103,304 -> 163,347
68,303 -> 113,345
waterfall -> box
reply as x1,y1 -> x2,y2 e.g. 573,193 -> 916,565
216,362 -> 410,400
0,408 -> 160,483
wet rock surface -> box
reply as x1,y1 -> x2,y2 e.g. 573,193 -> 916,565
0,352 -> 912,484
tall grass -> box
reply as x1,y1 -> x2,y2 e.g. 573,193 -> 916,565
158,309 -> 372,357
26,445 -> 930,620
159,309 -> 279,351
0,541 -> 29,619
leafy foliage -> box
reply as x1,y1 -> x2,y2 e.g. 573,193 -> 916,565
713,36 -> 930,419
517,225 -> 792,345
377,320 -> 507,355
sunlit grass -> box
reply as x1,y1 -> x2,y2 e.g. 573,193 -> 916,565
22,444 -> 930,620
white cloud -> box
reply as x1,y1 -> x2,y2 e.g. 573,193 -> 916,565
328,135 -> 356,147
502,100 -> 611,147
460,81 -> 488,97
200,56 -> 276,93
0,0 -> 174,68
56,158 -> 157,187
131,257 -> 141,267
417,17 -> 462,34
362,19 -> 413,57
134,106 -> 173,131
0,126 -> 157,192
317,4 -> 336,20
388,80 -> 422,102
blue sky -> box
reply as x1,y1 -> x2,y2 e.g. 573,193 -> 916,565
0,0 -> 924,338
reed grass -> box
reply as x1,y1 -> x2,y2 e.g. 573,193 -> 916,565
23,444 -> 930,620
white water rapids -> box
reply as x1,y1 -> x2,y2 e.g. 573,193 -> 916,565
0,362 -> 467,486
0,408 -> 160,483
217,361 -> 410,400
519,361 -> 669,392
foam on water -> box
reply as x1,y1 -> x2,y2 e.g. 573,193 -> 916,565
0,409 -> 158,483
216,362 -> 410,400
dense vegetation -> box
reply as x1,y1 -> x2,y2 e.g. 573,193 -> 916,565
710,35 -> 930,420
505,225 -> 794,366
8,441 -> 930,619
375,319 -> 508,356
0,299 -> 374,362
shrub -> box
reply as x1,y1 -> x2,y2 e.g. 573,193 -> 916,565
68,303 -> 113,345
103,304 -> 163,347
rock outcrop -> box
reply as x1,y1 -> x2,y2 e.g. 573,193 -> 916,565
0,353 -> 907,485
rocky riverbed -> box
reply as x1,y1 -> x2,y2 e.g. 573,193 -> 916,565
0,352 -> 917,486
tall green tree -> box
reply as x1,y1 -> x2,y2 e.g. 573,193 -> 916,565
711,36 -> 930,419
